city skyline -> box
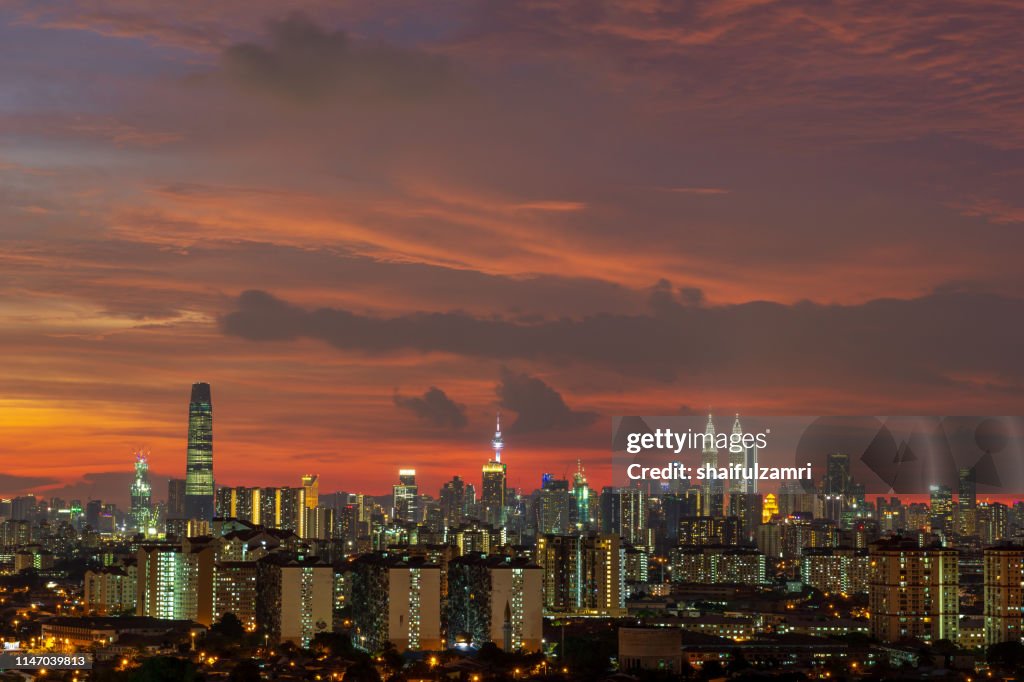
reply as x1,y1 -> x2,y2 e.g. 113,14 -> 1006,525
3,3 -> 1024,515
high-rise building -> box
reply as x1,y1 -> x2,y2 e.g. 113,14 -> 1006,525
482,415 -> 507,527
301,474 -> 319,510
256,555 -> 333,647
85,499 -> 102,529
351,553 -> 443,652
984,544 -> 1024,646
958,467 -> 977,536
979,501 -> 1010,544
216,486 -> 256,522
729,493 -> 763,543
701,413 -> 723,516
868,537 -> 958,643
929,484 -> 954,535
447,555 -> 544,650
728,415 -> 745,495
619,486 -> 649,548
276,487 -> 306,535
535,533 -> 625,616
822,452 -> 851,523
137,538 -> 217,626
537,476 -> 573,535
800,546 -> 869,595
440,476 -> 468,527
572,461 -> 594,530
214,561 -> 258,631
84,566 -> 137,615
167,479 -> 186,519
130,451 -> 153,532
669,545 -> 766,585
393,469 -> 419,523
259,487 -> 278,528
184,382 -> 214,521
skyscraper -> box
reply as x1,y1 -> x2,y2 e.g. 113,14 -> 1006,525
167,479 -> 186,519
701,413 -> 723,516
868,536 -> 958,643
729,414 -> 745,494
184,382 -> 214,521
302,474 -> 319,510
482,414 -> 507,527
984,544 -> 1024,645
958,466 -> 977,536
393,469 -> 419,523
129,450 -> 153,532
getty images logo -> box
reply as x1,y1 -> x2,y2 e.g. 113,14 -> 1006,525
625,427 -> 769,455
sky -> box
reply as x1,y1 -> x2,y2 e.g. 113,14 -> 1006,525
1,1 -> 1023,506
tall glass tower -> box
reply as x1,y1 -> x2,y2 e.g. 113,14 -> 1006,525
130,450 -> 153,532
184,382 -> 214,520
481,414 -> 507,527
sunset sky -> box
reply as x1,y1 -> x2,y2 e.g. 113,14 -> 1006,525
2,1 -> 1023,505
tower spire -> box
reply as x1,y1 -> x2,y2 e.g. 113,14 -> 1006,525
491,412 -> 504,463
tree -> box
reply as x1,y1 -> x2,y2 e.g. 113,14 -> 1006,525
211,613 -> 246,641
379,641 -> 405,677
312,631 -> 357,658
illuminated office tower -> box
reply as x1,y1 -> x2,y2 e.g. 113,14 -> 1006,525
256,555 -> 333,647
728,415 -> 745,494
729,493 -> 763,543
868,537 -> 958,643
958,467 -> 977,536
978,502 -> 1010,544
701,413 -> 724,516
930,484 -> 954,535
302,474 -> 319,510
539,475 -> 573,535
129,450 -> 153,532
762,493 -> 779,523
482,415 -> 507,527
984,544 -> 1024,645
184,382 -> 214,521
447,555 -> 543,650
440,476 -> 468,527
572,460 -> 594,529
393,469 -> 419,523
619,486 -> 649,548
351,553 -> 443,652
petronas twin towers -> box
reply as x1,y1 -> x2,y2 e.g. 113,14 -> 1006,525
184,381 -> 215,520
